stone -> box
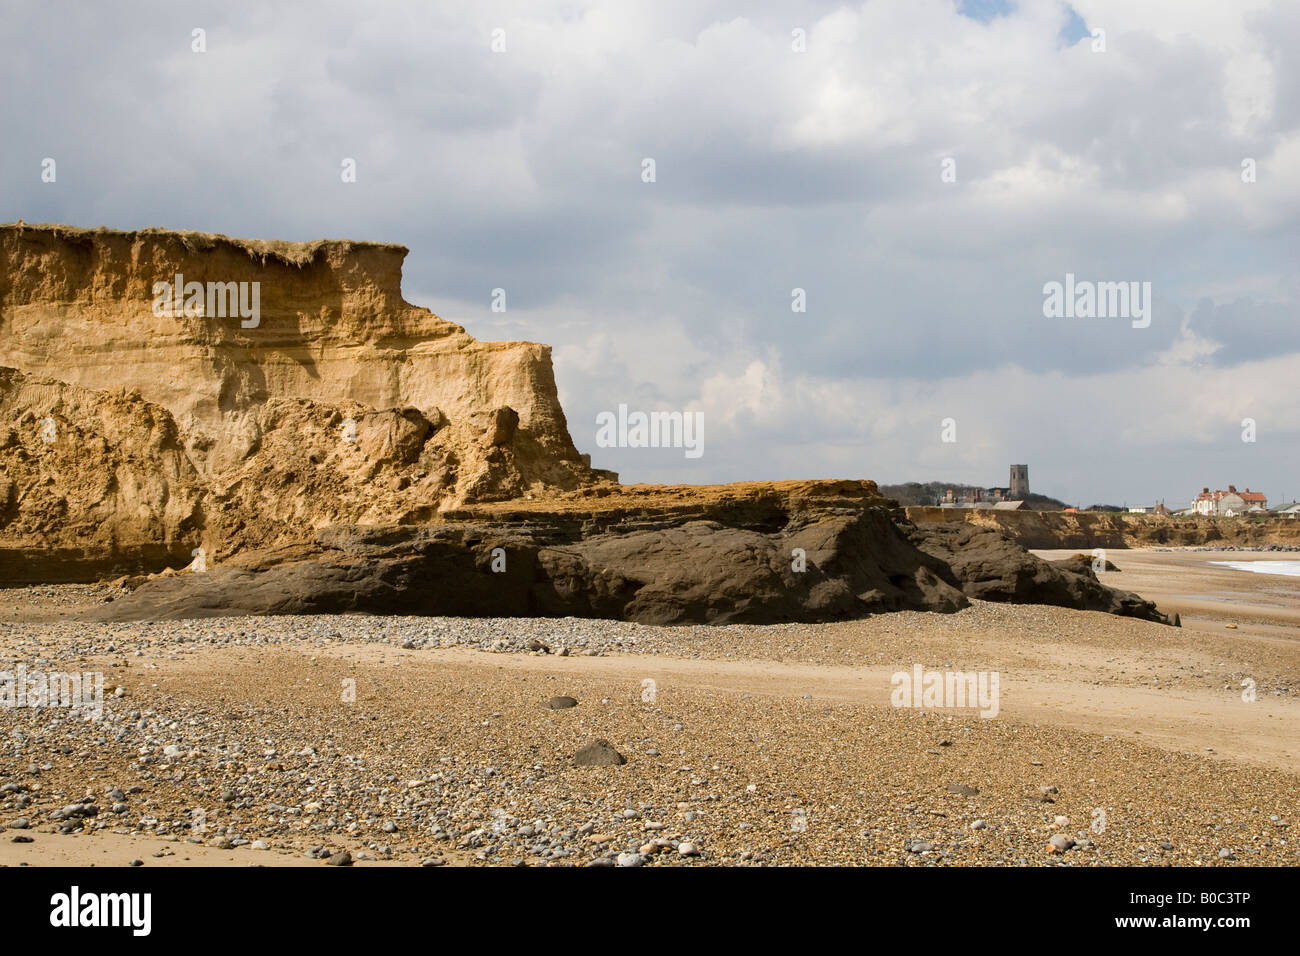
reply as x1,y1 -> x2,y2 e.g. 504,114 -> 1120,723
545,696 -> 578,710
574,739 -> 626,767
1048,834 -> 1075,852
946,784 -> 979,796
326,850 -> 353,866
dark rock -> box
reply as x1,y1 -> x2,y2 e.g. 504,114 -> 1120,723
1051,553 -> 1119,573
325,849 -> 352,866
545,696 -> 578,710
908,523 -> 1172,624
574,739 -> 626,767
85,484 -> 1172,627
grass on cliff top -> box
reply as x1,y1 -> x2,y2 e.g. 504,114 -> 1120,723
1,221 -> 408,267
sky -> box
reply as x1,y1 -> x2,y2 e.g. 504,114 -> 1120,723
2,0 -> 1297,507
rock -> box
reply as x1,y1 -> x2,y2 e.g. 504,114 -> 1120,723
8,818 -> 28,829
908,523 -> 1174,624
545,696 -> 579,710
1052,553 -> 1120,574
678,842 -> 700,857
1048,834 -> 1075,852
574,739 -> 626,767
946,784 -> 979,796
1218,848 -> 1235,860
251,840 -> 270,850
617,852 -> 647,867
326,850 -> 353,866
971,820 -> 988,830
905,840 -> 932,854
484,406 -> 520,446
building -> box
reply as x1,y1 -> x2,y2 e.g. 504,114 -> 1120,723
1009,464 -> 1029,499
1273,502 -> 1300,518
1192,485 -> 1268,516
993,500 -> 1029,510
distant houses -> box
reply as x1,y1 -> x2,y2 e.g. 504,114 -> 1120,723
1192,485 -> 1268,516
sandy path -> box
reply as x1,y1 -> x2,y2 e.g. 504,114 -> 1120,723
310,643 -> 1300,772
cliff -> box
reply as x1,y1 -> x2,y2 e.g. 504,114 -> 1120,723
904,507 -> 1300,549
0,222 -> 599,488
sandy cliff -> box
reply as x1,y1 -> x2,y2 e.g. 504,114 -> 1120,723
0,222 -> 598,489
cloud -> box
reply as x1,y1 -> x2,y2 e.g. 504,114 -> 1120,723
1,0 -> 1295,502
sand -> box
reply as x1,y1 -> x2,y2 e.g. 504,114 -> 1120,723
0,548 -> 1296,867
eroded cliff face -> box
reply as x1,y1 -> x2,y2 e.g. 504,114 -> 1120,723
904,507 -> 1300,549
0,367 -> 204,580
0,223 -> 595,488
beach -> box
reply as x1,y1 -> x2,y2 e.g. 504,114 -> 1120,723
1,548 -> 1296,867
